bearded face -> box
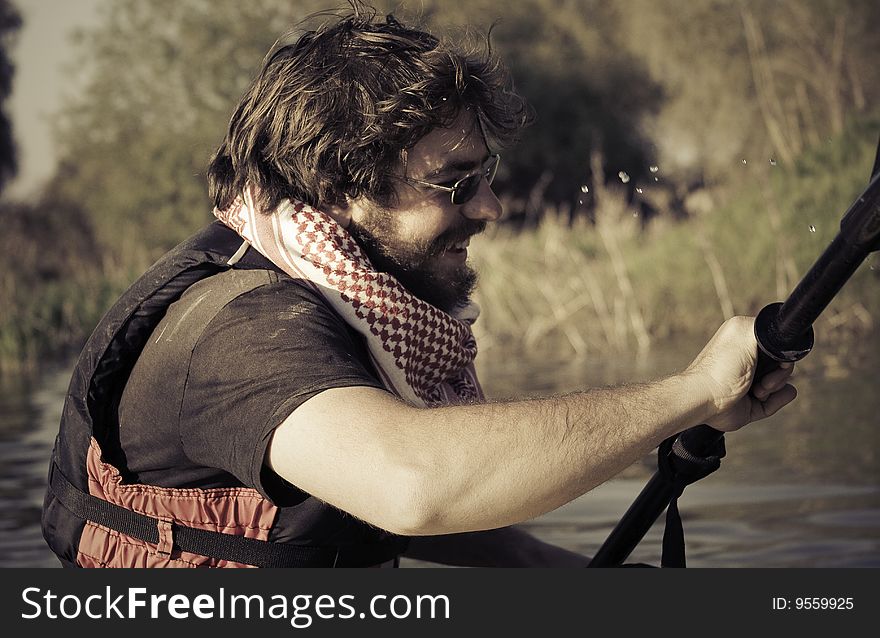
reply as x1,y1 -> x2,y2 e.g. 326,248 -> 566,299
333,112 -> 502,313
348,208 -> 485,313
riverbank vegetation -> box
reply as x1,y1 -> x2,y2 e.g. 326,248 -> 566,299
472,118 -> 879,368
1,0 -> 878,374
3,115 -> 876,375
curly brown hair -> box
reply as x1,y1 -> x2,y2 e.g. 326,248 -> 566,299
207,3 -> 532,213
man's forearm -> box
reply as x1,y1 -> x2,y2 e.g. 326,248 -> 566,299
272,373 -> 711,537
271,372 -> 711,537
394,373 -> 711,534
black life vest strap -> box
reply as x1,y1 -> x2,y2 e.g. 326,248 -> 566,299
50,462 -> 406,568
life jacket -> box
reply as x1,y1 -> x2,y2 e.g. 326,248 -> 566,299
41,221 -> 408,567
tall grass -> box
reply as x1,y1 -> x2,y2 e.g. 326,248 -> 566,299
0,200 -> 156,374
471,118 -> 879,369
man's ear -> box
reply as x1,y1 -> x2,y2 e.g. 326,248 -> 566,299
322,198 -> 353,228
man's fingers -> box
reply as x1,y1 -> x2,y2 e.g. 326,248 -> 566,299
756,384 -> 798,419
753,365 -> 795,399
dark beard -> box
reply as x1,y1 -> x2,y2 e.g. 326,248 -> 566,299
347,214 -> 484,313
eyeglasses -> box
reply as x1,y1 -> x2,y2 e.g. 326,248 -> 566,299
404,153 -> 500,205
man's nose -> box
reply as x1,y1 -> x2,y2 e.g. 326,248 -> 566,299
461,178 -> 502,222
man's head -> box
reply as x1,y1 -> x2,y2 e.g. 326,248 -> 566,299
343,110 -> 502,311
208,2 -> 531,310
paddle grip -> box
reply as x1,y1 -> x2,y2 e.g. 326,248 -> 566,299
677,302 -> 812,458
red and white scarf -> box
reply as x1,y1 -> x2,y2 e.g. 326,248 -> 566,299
214,188 -> 484,407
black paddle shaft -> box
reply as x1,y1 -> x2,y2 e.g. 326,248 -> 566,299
589,154 -> 880,568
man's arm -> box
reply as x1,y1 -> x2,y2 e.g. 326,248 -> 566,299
266,316 -> 796,536
403,527 -> 591,567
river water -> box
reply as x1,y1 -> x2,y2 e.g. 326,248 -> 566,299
1,335 -> 878,568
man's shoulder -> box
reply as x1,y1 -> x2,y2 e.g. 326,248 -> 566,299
195,268 -> 363,356
207,267 -> 337,320
135,267 -> 342,370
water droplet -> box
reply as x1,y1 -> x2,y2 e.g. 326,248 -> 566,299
653,177 -> 659,182
741,159 -> 747,165
578,199 -> 583,205
618,171 -> 630,184
441,97 -> 447,101
769,158 -> 777,166
649,165 -> 659,173
809,225 -> 816,233
580,185 -> 589,193
636,187 -> 643,194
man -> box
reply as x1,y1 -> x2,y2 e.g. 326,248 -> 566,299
42,5 -> 796,568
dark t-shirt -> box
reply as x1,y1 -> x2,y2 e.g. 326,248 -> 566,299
118,267 -> 389,545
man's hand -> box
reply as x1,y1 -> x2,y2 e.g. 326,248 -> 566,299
684,315 -> 797,432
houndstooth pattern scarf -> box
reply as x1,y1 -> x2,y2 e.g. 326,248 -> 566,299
214,188 -> 484,407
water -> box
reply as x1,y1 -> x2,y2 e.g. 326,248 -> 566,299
2,337 -> 878,568
476,337 -> 880,567
0,363 -> 70,567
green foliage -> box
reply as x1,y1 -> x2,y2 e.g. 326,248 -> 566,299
471,119 -> 880,360
619,0 -> 880,184
0,197 -> 115,371
419,0 -> 664,213
53,0 -> 332,255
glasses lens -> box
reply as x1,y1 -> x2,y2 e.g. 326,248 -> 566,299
451,174 -> 481,205
450,155 -> 500,205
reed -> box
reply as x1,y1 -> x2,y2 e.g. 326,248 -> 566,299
472,122 -> 879,366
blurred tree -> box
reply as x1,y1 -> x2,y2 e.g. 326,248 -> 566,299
51,0 -> 664,243
619,0 -> 880,187
51,0 -> 331,260
0,189 -> 103,366
418,0 -> 664,222
739,0 -> 880,156
0,0 -> 21,195
619,0 -> 752,186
